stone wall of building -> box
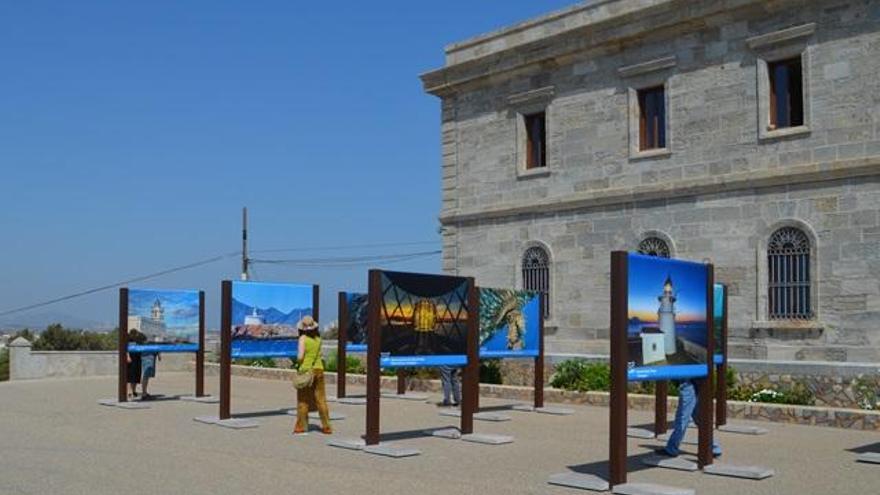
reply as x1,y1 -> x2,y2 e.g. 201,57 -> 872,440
423,0 -> 880,361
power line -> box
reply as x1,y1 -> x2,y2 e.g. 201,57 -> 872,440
251,250 -> 441,267
0,251 -> 240,317
0,247 -> 443,317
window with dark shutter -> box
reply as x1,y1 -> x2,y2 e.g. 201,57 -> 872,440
768,57 -> 804,130
638,86 -> 666,150
524,112 -> 546,169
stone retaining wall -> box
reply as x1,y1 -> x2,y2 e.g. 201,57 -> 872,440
495,355 -> 880,410
201,362 -> 880,431
8,337 -> 191,380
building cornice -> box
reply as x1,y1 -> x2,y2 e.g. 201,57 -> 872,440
439,156 -> 880,225
421,0 -> 775,97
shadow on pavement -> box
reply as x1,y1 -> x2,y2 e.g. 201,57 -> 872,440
567,450 -> 664,477
847,442 -> 880,454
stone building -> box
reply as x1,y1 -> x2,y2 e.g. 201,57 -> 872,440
421,0 -> 880,362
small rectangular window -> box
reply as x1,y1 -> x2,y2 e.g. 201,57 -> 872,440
638,86 -> 666,150
524,112 -> 546,169
768,57 -> 803,130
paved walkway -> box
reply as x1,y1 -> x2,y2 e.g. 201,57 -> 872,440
1,372 -> 877,495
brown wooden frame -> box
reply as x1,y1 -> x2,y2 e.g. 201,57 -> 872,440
365,269 -> 477,445
715,284 -> 729,426
118,287 -> 206,403
337,291 -> 348,399
609,252 -> 714,487
219,280 -> 320,420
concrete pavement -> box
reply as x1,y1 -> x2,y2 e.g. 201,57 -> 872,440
0,372 -> 877,495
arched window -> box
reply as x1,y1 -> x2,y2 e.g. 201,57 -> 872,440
768,227 -> 812,319
522,246 -> 550,318
637,237 -> 671,258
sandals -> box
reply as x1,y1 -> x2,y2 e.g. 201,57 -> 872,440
321,427 -> 333,435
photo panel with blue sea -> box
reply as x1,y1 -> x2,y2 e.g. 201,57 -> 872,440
377,271 -> 470,367
231,281 -> 315,358
626,253 -> 709,381
127,288 -> 200,353
713,283 -> 726,365
478,288 -> 540,358
344,292 -> 368,352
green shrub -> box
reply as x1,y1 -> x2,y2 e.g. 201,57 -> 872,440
480,359 -> 503,384
0,348 -> 9,382
729,382 -> 815,406
550,359 -> 611,392
853,375 -> 880,411
323,351 -> 366,374
14,324 -> 117,351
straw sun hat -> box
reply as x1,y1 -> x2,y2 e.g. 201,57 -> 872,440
296,315 -> 319,332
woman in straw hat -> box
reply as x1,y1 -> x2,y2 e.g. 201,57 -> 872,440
293,315 -> 332,435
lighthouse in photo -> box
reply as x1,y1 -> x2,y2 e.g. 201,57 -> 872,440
658,275 -> 677,355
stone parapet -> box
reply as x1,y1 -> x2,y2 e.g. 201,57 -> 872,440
201,362 -> 880,431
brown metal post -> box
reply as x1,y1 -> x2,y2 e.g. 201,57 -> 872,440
312,284 -> 320,322
716,285 -> 728,427
697,265 -> 716,468
396,369 -> 406,395
535,291 -> 545,409
196,290 -> 206,397
609,252 -> 629,487
118,288 -> 129,403
365,270 -> 382,445
219,280 -> 232,420
337,292 -> 348,399
655,381 -> 668,435
460,277 -> 478,435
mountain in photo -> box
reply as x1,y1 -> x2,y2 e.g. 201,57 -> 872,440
231,299 -> 311,326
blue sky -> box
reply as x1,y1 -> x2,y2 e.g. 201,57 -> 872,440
128,288 -> 199,330
0,1 -> 578,330
232,281 -> 312,313
627,254 -> 709,323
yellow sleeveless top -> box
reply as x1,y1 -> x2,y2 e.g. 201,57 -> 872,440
299,336 -> 323,372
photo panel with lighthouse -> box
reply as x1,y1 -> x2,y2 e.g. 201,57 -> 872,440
626,253 -> 709,381
127,288 -> 200,353
230,281 -> 315,358
376,270 -> 470,367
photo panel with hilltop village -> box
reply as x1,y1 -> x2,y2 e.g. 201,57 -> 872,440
128,288 -> 200,344
378,271 -> 470,366
626,253 -> 709,376
231,281 -> 314,340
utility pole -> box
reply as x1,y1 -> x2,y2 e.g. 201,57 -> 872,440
241,207 -> 249,281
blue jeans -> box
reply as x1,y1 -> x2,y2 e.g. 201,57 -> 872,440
439,366 -> 461,404
665,381 -> 721,456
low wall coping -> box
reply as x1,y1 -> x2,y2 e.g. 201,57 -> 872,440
28,350 -> 117,356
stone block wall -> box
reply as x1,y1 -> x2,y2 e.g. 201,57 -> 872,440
423,0 -> 880,361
